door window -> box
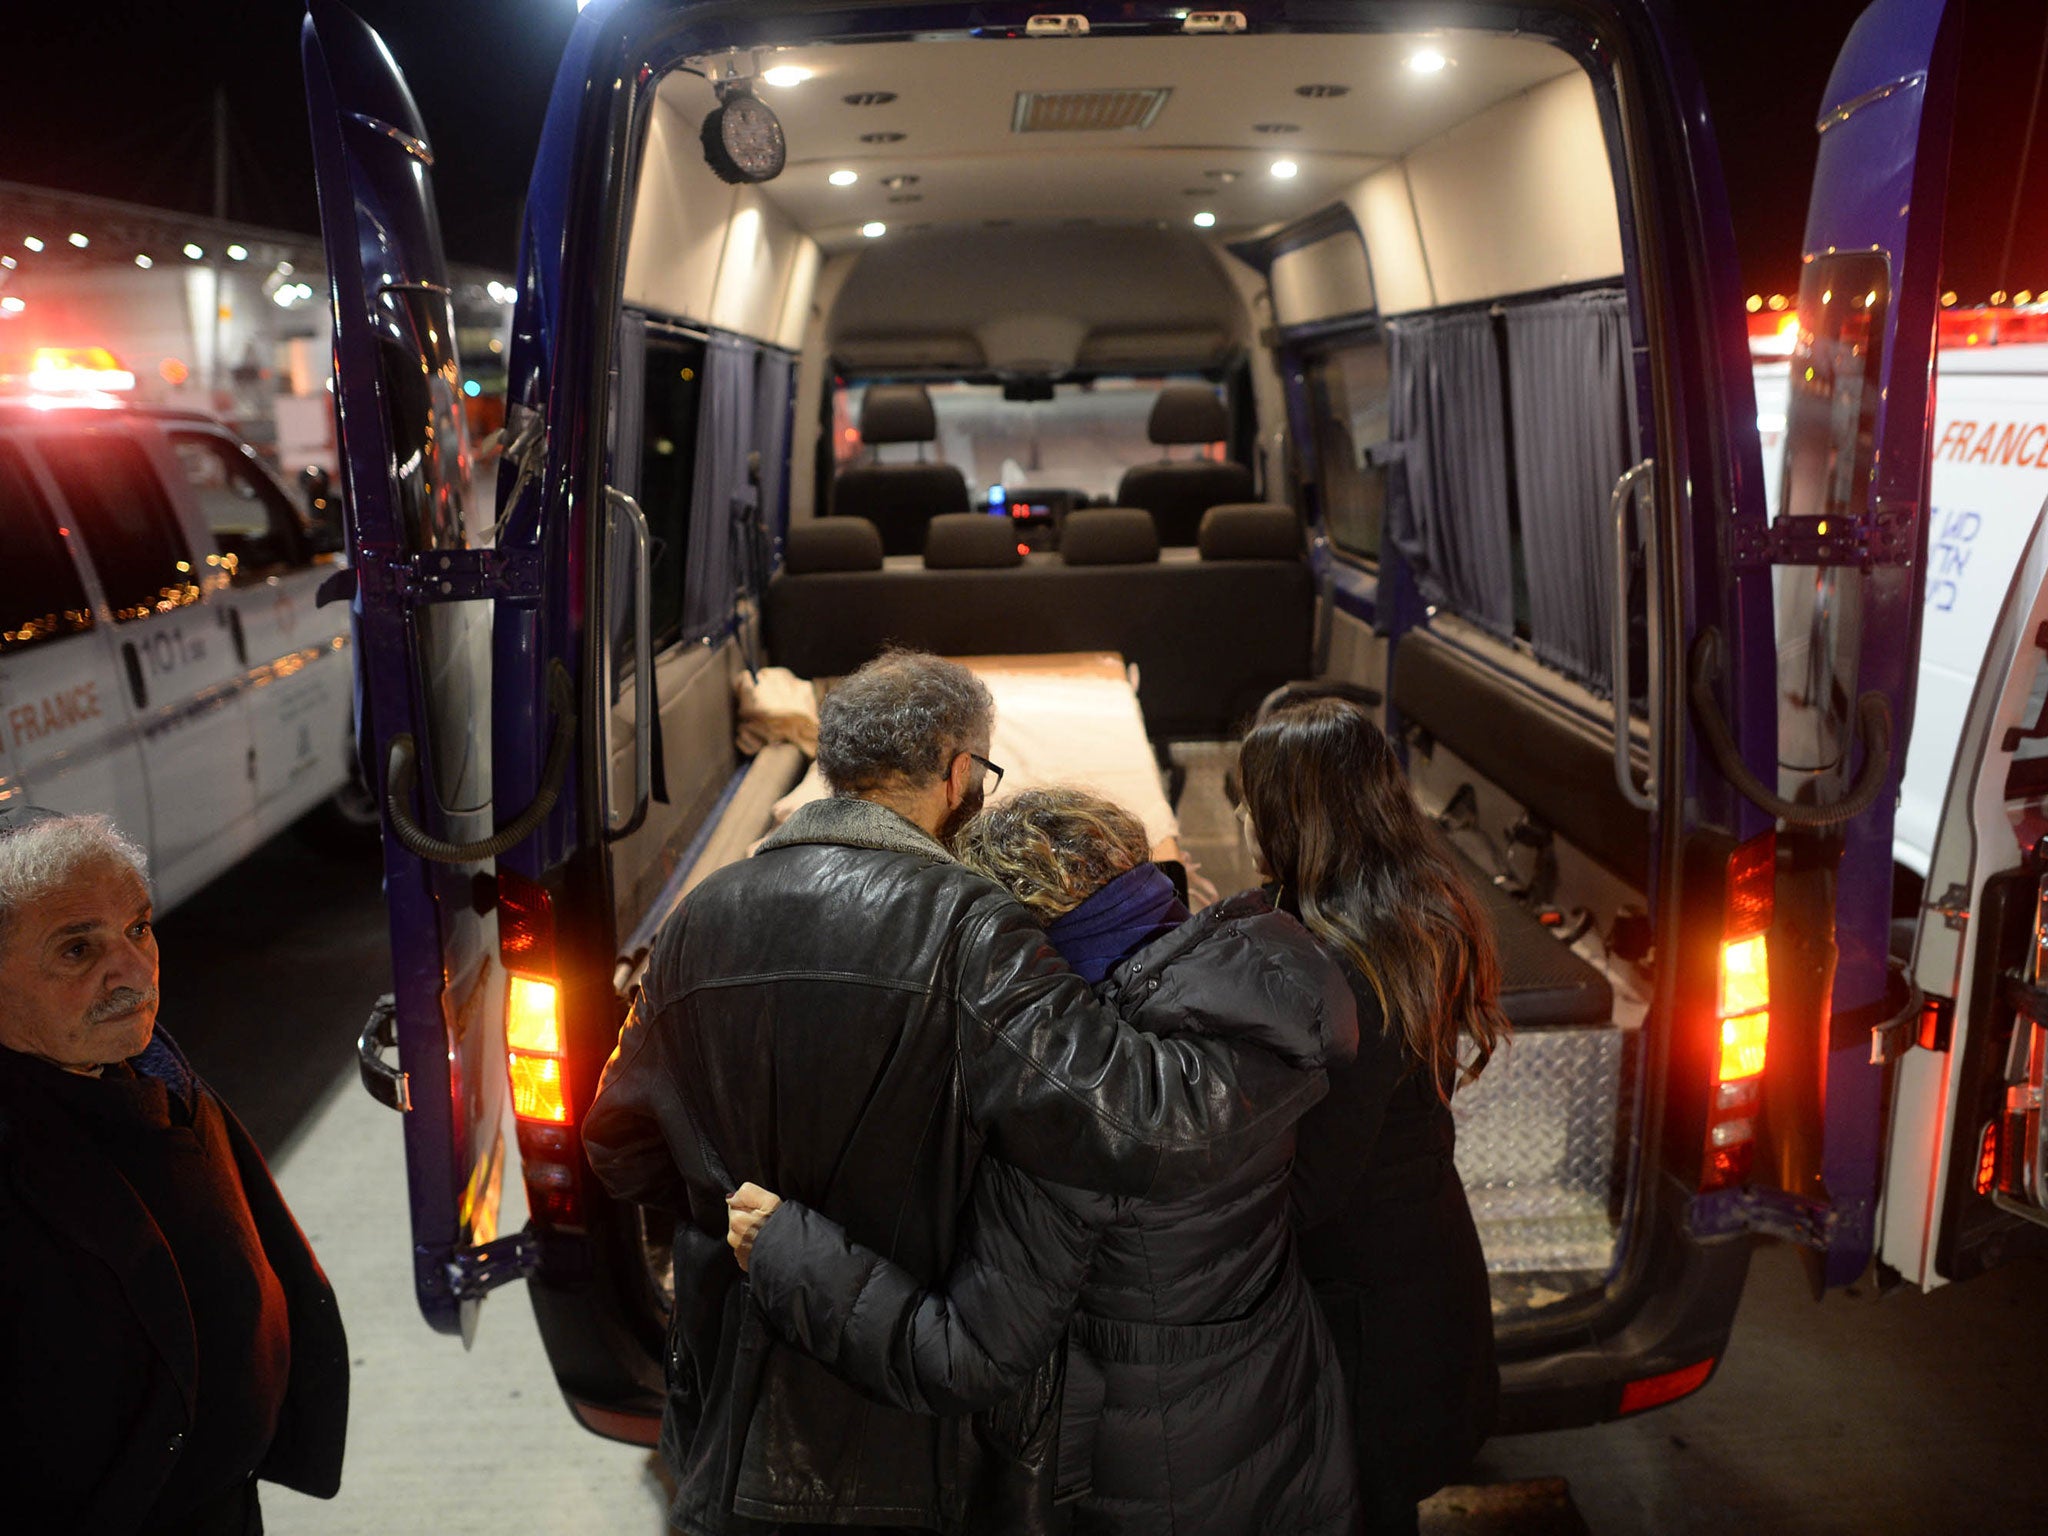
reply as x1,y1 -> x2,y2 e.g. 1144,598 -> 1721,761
0,444 -> 94,654
169,433 -> 304,580
1304,339 -> 1390,560
36,435 -> 203,622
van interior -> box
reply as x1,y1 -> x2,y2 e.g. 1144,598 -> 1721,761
594,23 -> 1652,1342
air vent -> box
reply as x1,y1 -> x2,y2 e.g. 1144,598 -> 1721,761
888,193 -> 923,204
860,131 -> 906,144
1203,169 -> 1240,183
1252,122 -> 1301,134
1295,83 -> 1350,98
1012,87 -> 1171,133
844,91 -> 898,107
880,174 -> 920,189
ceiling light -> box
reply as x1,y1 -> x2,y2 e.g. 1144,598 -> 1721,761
0,297 -> 24,314
0,256 -> 14,269
861,221 -> 887,238
1193,211 -> 1217,228
1408,48 -> 1449,74
226,244 -> 248,261
762,65 -> 813,88
1271,159 -> 1299,179
22,236 -> 43,252
829,169 -> 859,186
68,232 -> 89,248
183,243 -> 204,260
135,254 -> 153,269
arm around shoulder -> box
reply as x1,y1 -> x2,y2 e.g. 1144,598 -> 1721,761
747,1159 -> 1099,1416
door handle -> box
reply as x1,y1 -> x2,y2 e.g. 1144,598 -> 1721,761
357,994 -> 411,1112
1609,459 -> 1657,812
606,487 -> 653,841
119,641 -> 147,711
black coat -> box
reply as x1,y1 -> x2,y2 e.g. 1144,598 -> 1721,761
583,798 -> 1357,1536
0,1031 -> 349,1535
746,895 -> 1362,1536
1291,971 -> 1499,1514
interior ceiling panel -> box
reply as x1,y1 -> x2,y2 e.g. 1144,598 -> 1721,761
663,29 -> 1577,245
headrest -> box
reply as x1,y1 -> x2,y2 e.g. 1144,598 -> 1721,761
1198,504 -> 1302,562
860,384 -> 939,445
1059,508 -> 1159,566
785,517 -> 884,574
1147,382 -> 1229,446
924,513 -> 1023,570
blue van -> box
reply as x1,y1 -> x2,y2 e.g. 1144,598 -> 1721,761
306,0 -> 2043,1445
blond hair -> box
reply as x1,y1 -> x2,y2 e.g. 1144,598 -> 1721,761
954,787 -> 1152,919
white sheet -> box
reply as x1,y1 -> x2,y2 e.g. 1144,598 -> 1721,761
772,666 -> 1179,851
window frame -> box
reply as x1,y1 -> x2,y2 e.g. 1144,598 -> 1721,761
166,427 -> 313,583
1298,330 -> 1391,570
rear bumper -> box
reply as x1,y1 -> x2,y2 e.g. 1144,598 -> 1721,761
1495,1196 -> 1753,1433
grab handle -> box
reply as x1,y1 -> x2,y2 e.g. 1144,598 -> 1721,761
1609,459 -> 1657,812
605,488 -> 654,841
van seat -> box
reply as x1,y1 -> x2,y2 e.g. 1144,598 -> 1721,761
831,385 -> 970,556
1115,383 -> 1257,546
1060,507 -> 1159,565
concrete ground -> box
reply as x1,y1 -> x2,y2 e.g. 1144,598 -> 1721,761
158,829 -> 2048,1535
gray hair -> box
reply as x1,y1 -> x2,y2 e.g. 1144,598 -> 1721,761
0,813 -> 150,955
816,650 -> 994,795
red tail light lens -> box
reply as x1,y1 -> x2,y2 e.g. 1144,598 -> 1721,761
1702,834 -> 1774,1193
1976,1120 -> 1999,1196
498,871 -> 583,1228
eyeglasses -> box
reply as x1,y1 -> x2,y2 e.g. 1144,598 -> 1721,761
964,752 -> 1005,797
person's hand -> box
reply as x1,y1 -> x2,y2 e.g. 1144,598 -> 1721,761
725,1182 -> 782,1272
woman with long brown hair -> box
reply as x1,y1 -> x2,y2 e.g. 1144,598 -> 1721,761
1237,692 -> 1509,1536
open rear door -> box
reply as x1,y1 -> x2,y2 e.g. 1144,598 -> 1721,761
1748,0 -> 1957,1285
303,0 -> 530,1337
1884,497 -> 2048,1286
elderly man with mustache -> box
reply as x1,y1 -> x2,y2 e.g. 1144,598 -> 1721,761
0,808 -> 347,1536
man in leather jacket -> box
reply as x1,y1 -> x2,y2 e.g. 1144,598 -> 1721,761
584,651 -> 1356,1536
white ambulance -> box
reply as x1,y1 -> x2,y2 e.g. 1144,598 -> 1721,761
0,351 -> 366,912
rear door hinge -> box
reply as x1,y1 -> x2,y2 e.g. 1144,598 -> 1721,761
421,1230 -> 542,1305
353,544 -> 545,606
1730,505 -> 1917,570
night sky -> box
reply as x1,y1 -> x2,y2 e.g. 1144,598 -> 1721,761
1,1 -> 2043,298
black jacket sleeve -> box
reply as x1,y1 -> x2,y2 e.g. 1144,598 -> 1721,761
954,894 -> 1358,1201
747,1159 -> 1101,1415
584,980 -> 696,1213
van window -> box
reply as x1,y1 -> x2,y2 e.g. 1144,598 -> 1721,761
639,332 -> 708,651
38,435 -> 202,622
1304,339 -> 1389,561
835,378 -> 1176,502
0,444 -> 94,654
169,433 -> 303,581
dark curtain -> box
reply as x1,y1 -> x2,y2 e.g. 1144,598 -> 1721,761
752,351 -> 796,569
682,331 -> 758,643
1504,291 -> 1635,692
1386,312 -> 1516,638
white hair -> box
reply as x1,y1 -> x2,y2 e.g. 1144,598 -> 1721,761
0,813 -> 150,955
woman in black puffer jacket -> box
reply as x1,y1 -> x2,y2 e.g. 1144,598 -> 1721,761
1237,692 -> 1508,1536
728,788 -> 1360,1536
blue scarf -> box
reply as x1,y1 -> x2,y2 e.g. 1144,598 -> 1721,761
1044,863 -> 1190,985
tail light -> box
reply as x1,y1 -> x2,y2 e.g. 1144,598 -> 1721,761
1703,832 -> 1773,1192
499,870 -> 584,1229
1975,1120 -> 1999,1196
